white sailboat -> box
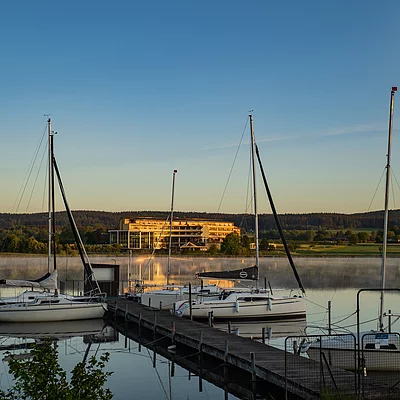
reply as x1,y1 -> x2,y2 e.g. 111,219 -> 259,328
173,114 -> 306,321
0,118 -> 107,322
128,170 -> 221,309
305,87 -> 400,372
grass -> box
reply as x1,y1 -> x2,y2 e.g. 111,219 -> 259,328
261,243 -> 400,257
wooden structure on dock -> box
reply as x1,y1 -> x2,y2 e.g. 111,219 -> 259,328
107,299 -> 399,400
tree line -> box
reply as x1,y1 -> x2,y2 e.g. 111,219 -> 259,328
0,209 -> 398,255
0,209 -> 399,231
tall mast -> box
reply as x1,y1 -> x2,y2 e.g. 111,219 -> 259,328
379,86 -> 397,330
249,115 -> 259,288
47,119 -> 52,274
167,169 -> 177,286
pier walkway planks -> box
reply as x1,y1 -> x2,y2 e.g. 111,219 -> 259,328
107,298 -> 396,400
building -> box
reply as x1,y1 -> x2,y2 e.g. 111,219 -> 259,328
109,217 -> 241,250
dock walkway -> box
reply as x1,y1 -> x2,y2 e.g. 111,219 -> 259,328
107,299 -> 396,400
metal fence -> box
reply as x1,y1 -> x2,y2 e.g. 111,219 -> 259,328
285,334 -> 357,400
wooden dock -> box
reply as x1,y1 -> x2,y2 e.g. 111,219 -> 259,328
107,299 -> 398,400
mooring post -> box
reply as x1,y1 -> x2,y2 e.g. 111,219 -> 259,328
198,330 -> 203,352
113,301 -> 118,321
251,352 -> 256,397
198,330 -> 203,393
262,327 -> 266,344
228,320 -> 231,334
159,301 -> 162,310
189,282 -> 193,320
154,312 -> 157,335
208,311 -> 213,327
138,312 -> 142,352
171,321 -> 176,344
148,298 -> 151,307
328,300 -> 332,335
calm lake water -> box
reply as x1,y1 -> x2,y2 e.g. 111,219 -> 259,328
0,255 -> 399,399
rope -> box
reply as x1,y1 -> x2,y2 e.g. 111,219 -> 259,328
367,167 -> 386,211
216,117 -> 249,213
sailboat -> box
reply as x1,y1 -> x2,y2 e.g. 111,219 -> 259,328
128,170 -> 221,309
0,118 -> 107,322
305,87 -> 400,372
173,114 -> 306,320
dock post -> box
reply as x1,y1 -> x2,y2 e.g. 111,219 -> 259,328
159,301 -> 162,310
138,312 -> 142,352
154,312 -> 157,335
198,330 -> 203,352
224,340 -> 229,400
198,330 -> 203,392
148,298 -> 151,307
208,311 -> 213,327
251,352 -> 256,399
228,321 -> 231,334
171,321 -> 176,344
189,282 -> 193,320
328,301 -> 332,335
114,301 -> 118,320
262,327 -> 266,344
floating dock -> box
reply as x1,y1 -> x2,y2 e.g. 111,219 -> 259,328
107,298 -> 398,400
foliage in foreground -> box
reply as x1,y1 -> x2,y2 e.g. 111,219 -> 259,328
0,340 -> 113,400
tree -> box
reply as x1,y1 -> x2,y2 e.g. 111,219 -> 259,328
349,234 -> 359,245
1,340 -> 113,400
220,232 -> 241,255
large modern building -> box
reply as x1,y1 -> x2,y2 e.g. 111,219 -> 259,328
109,217 -> 241,250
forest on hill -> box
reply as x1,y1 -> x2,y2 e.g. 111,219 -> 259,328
0,209 -> 398,231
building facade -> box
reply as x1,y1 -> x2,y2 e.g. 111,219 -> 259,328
109,217 -> 241,250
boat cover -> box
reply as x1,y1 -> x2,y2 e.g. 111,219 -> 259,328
0,269 -> 58,290
196,265 -> 258,281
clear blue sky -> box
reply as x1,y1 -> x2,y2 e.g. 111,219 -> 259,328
1,0 -> 399,215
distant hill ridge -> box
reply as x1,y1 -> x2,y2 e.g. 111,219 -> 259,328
0,210 -> 399,231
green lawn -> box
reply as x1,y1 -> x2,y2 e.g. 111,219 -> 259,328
261,243 -> 400,257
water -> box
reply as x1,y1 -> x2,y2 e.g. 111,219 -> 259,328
0,255 -> 399,399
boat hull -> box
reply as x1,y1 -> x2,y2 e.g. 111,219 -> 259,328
175,296 -> 306,321
0,302 -> 106,323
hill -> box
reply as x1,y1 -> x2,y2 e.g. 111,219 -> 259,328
0,210 -> 398,231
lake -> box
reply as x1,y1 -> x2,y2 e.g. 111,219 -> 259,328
0,255 -> 399,399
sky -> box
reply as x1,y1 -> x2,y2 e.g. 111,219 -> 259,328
1,0 -> 400,215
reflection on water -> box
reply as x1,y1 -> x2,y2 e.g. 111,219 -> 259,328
2,255 -> 399,289
0,256 -> 400,398
0,320 -> 239,400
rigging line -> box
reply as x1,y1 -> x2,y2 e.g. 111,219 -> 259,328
41,153 -> 49,211
25,139 -> 48,212
12,123 -> 47,213
304,298 -> 328,310
391,169 -> 397,209
216,117 -> 249,213
367,167 -> 386,212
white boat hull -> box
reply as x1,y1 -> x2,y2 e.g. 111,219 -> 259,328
175,295 -> 306,321
0,302 -> 106,323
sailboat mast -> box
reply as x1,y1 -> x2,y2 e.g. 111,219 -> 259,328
379,86 -> 397,330
249,115 -> 259,288
47,119 -> 52,274
167,169 -> 177,286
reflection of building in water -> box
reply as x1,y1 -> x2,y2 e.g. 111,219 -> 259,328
109,218 -> 240,250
